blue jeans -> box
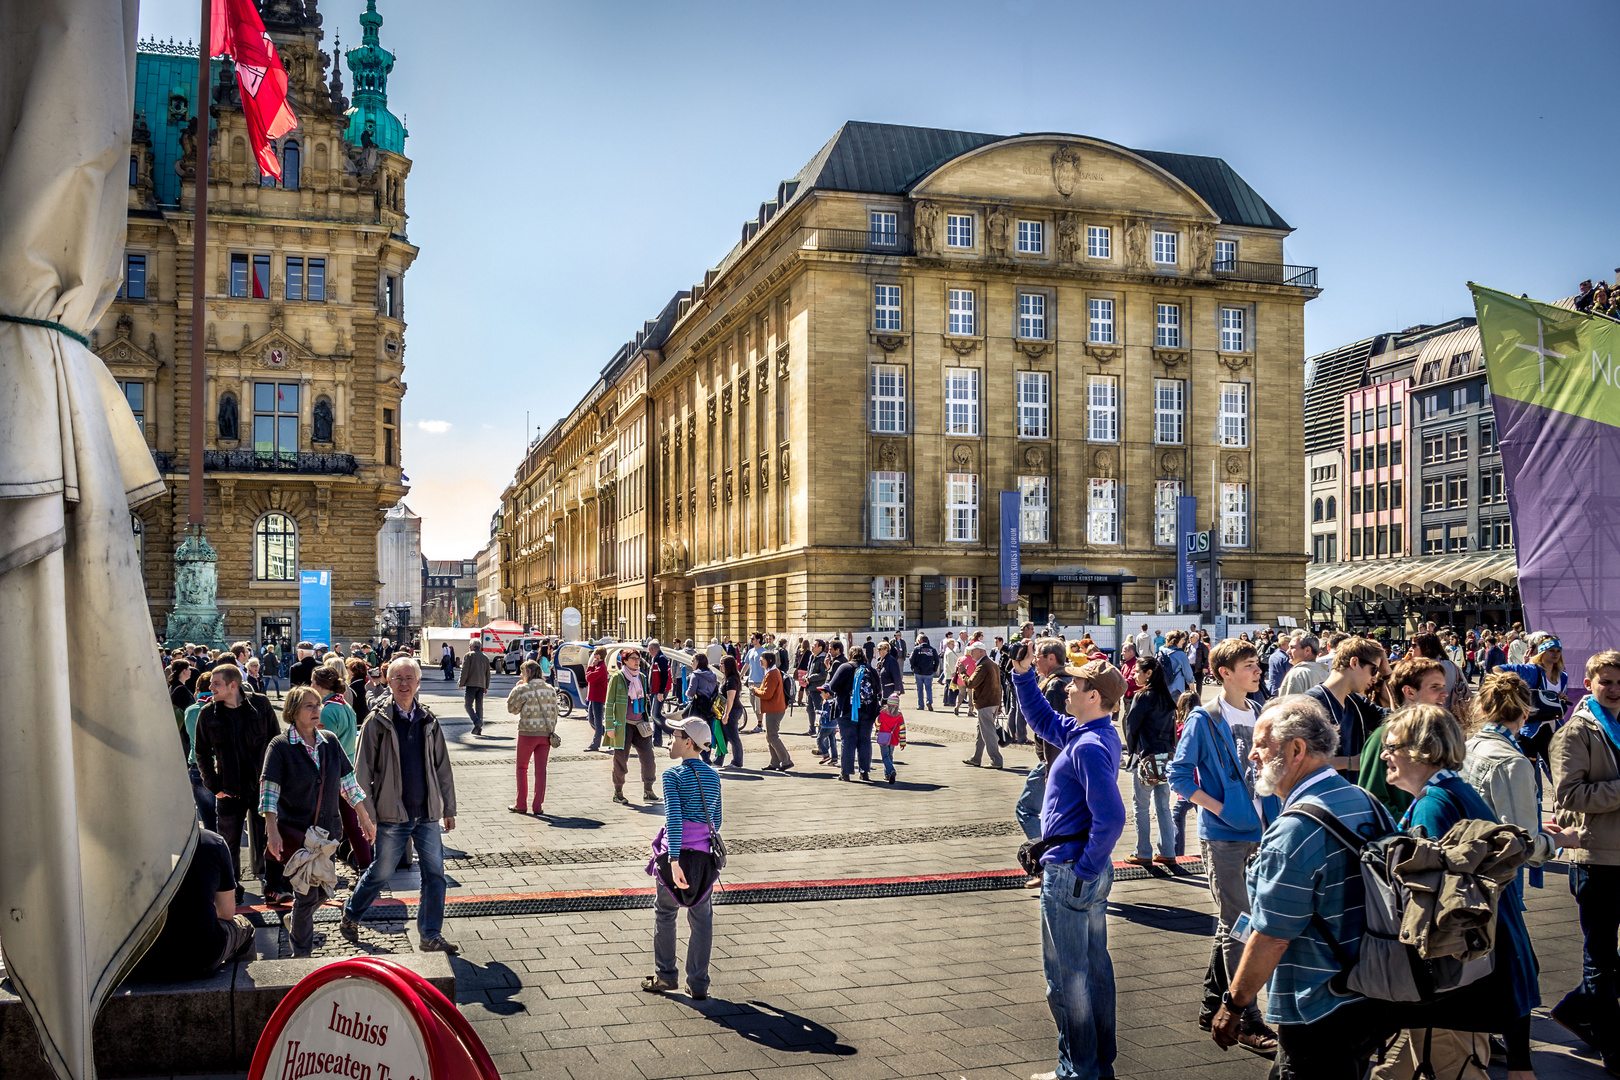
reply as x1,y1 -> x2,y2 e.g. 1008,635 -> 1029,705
915,675 -> 933,710
817,713 -> 838,759
878,741 -> 895,775
586,701 -> 605,748
1172,796 -> 1193,856
188,763 -> 217,832
1568,863 -> 1620,1036
464,687 -> 485,728
839,716 -> 873,777
263,671 -> 284,693
1041,861 -> 1116,1079
345,818 -> 447,936
1017,762 -> 1048,841
1131,775 -> 1174,860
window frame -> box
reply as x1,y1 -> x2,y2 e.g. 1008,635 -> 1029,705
947,288 -> 976,336
945,213 -> 974,249
1088,478 -> 1119,545
1155,479 -> 1182,547
1152,229 -> 1178,266
1219,382 -> 1249,448
1086,225 -> 1111,259
873,283 -> 902,331
869,364 -> 907,434
120,252 -> 147,300
1087,375 -> 1119,443
872,576 -> 905,630
254,511 -> 298,582
944,368 -> 979,436
1015,370 -> 1050,439
118,379 -> 145,432
1019,475 -> 1050,543
1153,378 -> 1184,445
868,210 -> 898,248
1219,306 -> 1246,352
1221,482 -> 1249,548
1017,292 -> 1047,340
1088,296 -> 1115,344
869,470 -> 906,541
1016,219 -> 1044,255
947,576 -> 978,626
946,472 -> 979,542
1155,302 -> 1181,348
1214,238 -> 1237,271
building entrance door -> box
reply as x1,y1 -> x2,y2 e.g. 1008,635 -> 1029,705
261,615 -> 293,651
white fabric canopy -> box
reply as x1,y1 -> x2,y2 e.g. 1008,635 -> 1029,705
0,4 -> 198,1080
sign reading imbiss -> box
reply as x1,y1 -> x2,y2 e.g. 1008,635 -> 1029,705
250,958 -> 499,1080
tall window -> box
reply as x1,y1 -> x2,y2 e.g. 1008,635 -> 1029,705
1088,479 -> 1119,544
1447,431 -> 1469,459
947,576 -> 977,625
382,407 -> 397,465
1424,524 -> 1444,555
1447,474 -> 1469,508
946,473 -> 978,541
282,140 -> 300,190
872,576 -> 905,630
1392,400 -> 1403,426
1220,306 -> 1246,352
870,471 -> 905,540
230,252 -> 271,298
946,214 -> 973,248
869,364 -> 906,433
1480,421 -> 1496,454
1087,376 -> 1118,442
1019,475 -> 1050,543
1155,303 -> 1181,347
119,253 -> 147,299
1422,392 -> 1441,420
1452,387 -> 1469,412
873,284 -> 901,331
1088,297 -> 1115,343
1221,482 -> 1249,547
1154,379 -> 1184,444
1156,578 -> 1177,614
1087,225 -> 1110,259
286,257 -> 325,302
253,382 -> 299,461
1015,371 -> 1049,439
1480,466 -> 1505,503
1423,477 -> 1444,511
1155,479 -> 1182,546
1214,238 -> 1237,270
1219,383 -> 1249,447
1152,230 -> 1177,266
118,380 -> 145,432
944,369 -> 979,435
947,288 -> 975,335
869,211 -> 897,246
1018,293 -> 1046,339
1221,580 -> 1249,619
254,512 -> 297,580
1017,220 -> 1044,254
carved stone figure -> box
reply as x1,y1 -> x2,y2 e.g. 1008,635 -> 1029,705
986,205 -> 1011,258
1124,219 -> 1149,271
1051,146 -> 1082,197
1190,225 -> 1213,274
217,393 -> 239,440
1056,212 -> 1080,264
313,397 -> 334,442
914,200 -> 938,255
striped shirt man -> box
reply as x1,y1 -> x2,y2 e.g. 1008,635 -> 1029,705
1245,767 -> 1390,1025
661,758 -> 722,858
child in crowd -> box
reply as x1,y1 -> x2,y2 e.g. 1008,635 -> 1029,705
1169,688 -> 1201,855
817,691 -> 839,764
875,692 -> 907,783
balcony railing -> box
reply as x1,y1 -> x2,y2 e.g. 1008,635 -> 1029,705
799,227 -> 913,256
151,449 -> 360,475
1212,260 -> 1319,289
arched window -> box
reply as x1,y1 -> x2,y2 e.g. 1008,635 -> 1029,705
1326,496 -> 1337,520
129,155 -> 139,186
1313,498 -> 1323,522
282,140 -> 300,190
255,513 -> 297,581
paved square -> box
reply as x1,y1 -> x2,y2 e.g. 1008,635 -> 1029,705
247,677 -> 1610,1079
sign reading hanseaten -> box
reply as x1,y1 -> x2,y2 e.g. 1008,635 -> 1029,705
250,958 -> 499,1080
1470,283 -> 1620,678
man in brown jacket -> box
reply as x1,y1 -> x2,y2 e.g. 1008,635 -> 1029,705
1549,648 -> 1620,1065
962,642 -> 1005,769
341,657 -> 459,953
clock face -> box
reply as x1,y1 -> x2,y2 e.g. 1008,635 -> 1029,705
267,348 -> 286,367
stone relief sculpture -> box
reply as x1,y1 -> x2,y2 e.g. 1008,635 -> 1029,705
1051,146 -> 1082,197
1124,219 -> 1149,271
1056,212 -> 1080,264
217,393 -> 238,440
986,204 -> 1010,258
914,200 -> 937,255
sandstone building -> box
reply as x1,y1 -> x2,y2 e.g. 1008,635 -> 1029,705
503,122 -> 1319,641
103,0 -> 413,649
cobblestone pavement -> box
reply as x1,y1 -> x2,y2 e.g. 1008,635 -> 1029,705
246,675 -> 1609,1079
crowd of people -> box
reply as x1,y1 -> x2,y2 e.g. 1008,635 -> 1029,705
1576,274 -> 1620,320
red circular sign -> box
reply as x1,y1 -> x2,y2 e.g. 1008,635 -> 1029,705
249,958 -> 500,1080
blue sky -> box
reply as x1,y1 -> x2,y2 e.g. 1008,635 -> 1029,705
136,0 -> 1620,557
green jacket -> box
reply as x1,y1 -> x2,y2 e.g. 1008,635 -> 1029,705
604,669 -> 649,750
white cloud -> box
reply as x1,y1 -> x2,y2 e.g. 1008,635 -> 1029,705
416,419 -> 452,434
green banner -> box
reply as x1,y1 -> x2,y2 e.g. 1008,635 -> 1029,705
1470,283 -> 1620,428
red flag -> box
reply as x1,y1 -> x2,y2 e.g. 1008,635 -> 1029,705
210,0 -> 297,178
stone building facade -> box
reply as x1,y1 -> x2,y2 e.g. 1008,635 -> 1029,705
106,1 -> 413,648
502,122 -> 1319,641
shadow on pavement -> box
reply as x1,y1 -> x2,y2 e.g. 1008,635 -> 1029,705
689,998 -> 856,1056
452,957 -> 525,1014
1106,899 -> 1212,935
537,815 -> 605,829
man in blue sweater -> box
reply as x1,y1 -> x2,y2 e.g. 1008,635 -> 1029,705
1010,650 -> 1127,1080
1167,638 -> 1280,1054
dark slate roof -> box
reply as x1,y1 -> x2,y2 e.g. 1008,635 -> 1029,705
787,121 -> 1291,230
1303,338 -> 1377,454
641,291 -> 690,353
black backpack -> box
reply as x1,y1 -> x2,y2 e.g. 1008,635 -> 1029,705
854,666 -> 879,712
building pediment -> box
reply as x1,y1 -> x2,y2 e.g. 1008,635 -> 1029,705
237,328 -> 316,370
909,135 -> 1218,222
97,329 -> 161,373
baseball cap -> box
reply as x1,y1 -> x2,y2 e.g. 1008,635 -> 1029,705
1064,658 -> 1128,705
966,641 -> 987,655
666,716 -> 712,746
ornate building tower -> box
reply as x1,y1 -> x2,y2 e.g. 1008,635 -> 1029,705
105,0 -> 416,649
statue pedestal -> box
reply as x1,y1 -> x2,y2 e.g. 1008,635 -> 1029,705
164,527 -> 227,650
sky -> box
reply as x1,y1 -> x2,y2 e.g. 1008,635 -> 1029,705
136,0 -> 1620,558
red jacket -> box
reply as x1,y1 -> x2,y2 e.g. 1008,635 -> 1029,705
585,661 -> 609,703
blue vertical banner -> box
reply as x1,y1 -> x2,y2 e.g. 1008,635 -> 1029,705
1177,496 -> 1199,606
999,490 -> 1021,607
299,570 -> 331,646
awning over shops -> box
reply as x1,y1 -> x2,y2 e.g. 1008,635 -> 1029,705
1306,552 -> 1520,595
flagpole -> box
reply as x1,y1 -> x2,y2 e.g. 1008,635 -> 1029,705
189,0 -> 211,526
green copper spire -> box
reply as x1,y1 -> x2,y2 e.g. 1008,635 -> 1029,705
344,0 -> 407,152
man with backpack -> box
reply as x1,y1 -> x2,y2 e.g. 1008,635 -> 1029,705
909,634 -> 939,711
1210,695 -> 1397,1076
1168,638 -> 1279,1054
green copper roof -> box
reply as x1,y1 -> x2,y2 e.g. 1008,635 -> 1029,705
344,0 -> 406,153
133,49 -> 225,207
